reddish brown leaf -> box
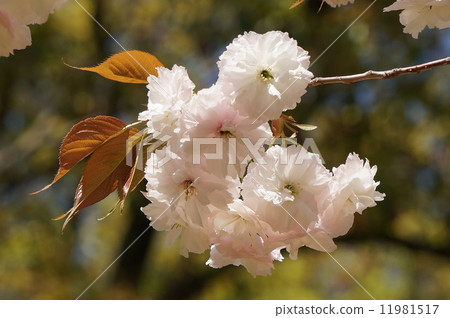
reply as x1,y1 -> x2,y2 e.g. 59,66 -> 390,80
60,128 -> 143,231
67,50 -> 164,84
117,134 -> 147,211
33,116 -> 127,194
271,117 -> 283,139
97,155 -> 145,221
271,114 -> 317,139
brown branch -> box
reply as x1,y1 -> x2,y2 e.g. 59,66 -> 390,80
308,56 -> 450,87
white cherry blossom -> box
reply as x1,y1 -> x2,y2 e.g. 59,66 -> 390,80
0,0 -> 66,57
384,0 -> 450,38
315,153 -> 385,238
138,65 -> 195,138
241,145 -> 335,258
217,31 -> 313,123
0,10 -> 31,57
141,148 -> 236,256
330,153 -> 385,215
180,84 -> 272,178
207,200 -> 284,277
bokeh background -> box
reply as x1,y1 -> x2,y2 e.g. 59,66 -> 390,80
0,0 -> 449,299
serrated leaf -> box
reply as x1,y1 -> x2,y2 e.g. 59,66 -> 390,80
60,127 -> 142,231
96,130 -> 147,221
116,131 -> 146,213
33,116 -> 126,194
67,50 -> 164,84
120,136 -> 146,198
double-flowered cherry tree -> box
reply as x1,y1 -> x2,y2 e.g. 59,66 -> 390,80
2,0 -> 447,276
137,30 -> 385,276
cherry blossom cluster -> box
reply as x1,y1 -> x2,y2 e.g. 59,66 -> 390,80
139,31 -> 385,276
0,0 -> 66,57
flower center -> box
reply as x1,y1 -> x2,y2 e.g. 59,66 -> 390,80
181,179 -> 195,199
220,130 -> 234,137
259,69 -> 274,82
284,182 -> 301,196
218,120 -> 235,138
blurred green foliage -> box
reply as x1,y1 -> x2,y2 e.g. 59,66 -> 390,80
0,0 -> 449,299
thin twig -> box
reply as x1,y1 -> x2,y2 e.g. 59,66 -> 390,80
308,56 -> 450,87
